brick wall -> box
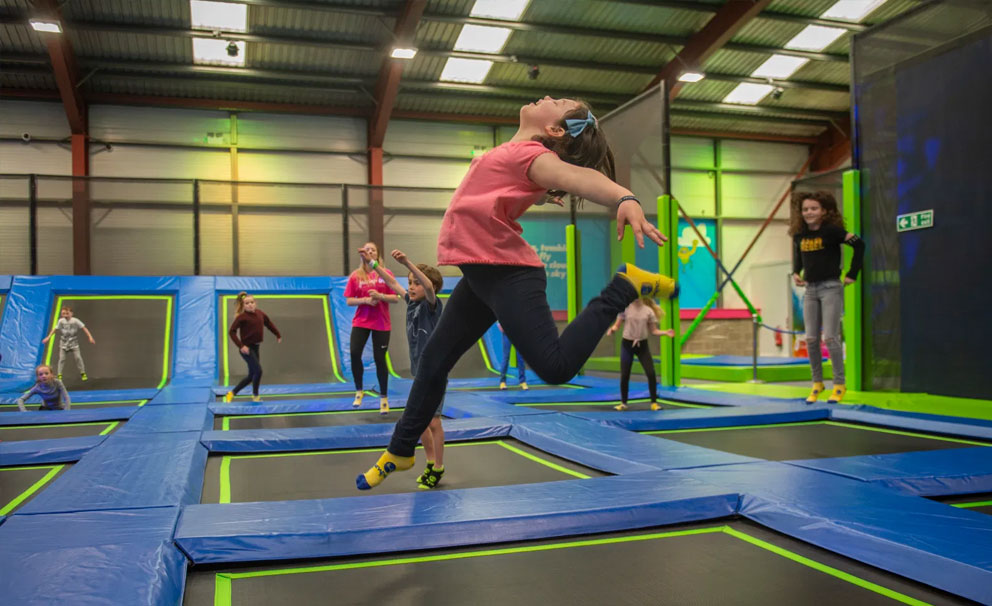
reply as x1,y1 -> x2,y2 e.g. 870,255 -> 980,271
680,317 -> 754,356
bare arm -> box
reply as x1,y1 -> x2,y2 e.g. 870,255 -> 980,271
392,250 -> 435,306
607,316 -> 623,335
371,264 -> 406,299
41,328 -> 57,344
528,153 -> 667,248
16,386 -> 38,412
346,297 -> 372,307
82,326 -> 95,344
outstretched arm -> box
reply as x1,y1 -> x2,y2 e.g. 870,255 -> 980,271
82,326 -> 95,344
358,247 -> 406,300
41,328 -> 57,345
528,153 -> 667,248
16,386 -> 38,412
393,250 -> 436,307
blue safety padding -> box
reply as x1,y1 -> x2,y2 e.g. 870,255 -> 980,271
215,275 -> 337,294
499,385 -> 649,404
656,385 -> 799,407
116,404 -> 212,435
18,431 -> 207,514
508,414 -> 759,475
213,382 -> 356,396
0,507 -> 186,606
0,275 -> 11,290
0,276 -> 52,392
209,398 -> 396,416
680,462 -> 992,604
0,406 -> 139,426
570,403 -> 831,431
0,435 -> 106,466
173,276 -> 217,386
682,355 -> 808,366
830,408 -> 992,441
48,275 -> 181,293
442,395 -> 553,419
201,416 -> 513,453
843,404 -> 992,429
786,447 -> 992,497
0,387 -> 162,405
147,386 -> 214,405
174,471 -> 739,564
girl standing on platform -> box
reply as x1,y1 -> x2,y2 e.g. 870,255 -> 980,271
224,292 -> 281,403
607,297 -> 674,411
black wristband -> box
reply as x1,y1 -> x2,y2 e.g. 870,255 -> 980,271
617,195 -> 640,207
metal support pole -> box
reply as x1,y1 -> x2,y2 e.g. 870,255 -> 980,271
28,174 -> 38,275
341,186 -> 350,276
749,313 -> 762,383
192,179 -> 201,275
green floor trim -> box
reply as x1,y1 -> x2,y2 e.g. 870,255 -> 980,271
210,525 -> 930,606
950,500 -> 992,509
215,440 -> 581,504
0,465 -> 64,515
646,420 -> 990,447
43,295 -> 174,390
694,383 -> 992,422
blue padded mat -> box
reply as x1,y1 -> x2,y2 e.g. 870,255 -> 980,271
0,406 -> 139,426
569,402 -> 830,432
117,404 -> 212,434
0,434 -> 107,466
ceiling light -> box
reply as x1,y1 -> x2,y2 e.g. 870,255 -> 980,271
29,19 -> 61,33
391,47 -> 418,59
469,0 -> 531,21
821,0 -> 888,22
440,58 -> 494,83
723,83 -> 775,105
785,25 -> 846,51
190,0 -> 247,32
193,38 -> 245,66
751,55 -> 809,79
678,72 -> 705,83
454,25 -> 512,54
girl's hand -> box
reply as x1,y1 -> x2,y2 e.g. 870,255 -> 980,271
793,273 -> 806,287
88,337 -> 96,344
662,329 -> 675,338
368,290 -> 382,302
240,345 -> 249,355
391,249 -> 408,265
606,325 -> 617,336
277,337 -> 282,343
42,336 -> 50,345
617,200 -> 667,248
844,277 -> 856,286
357,248 -> 371,263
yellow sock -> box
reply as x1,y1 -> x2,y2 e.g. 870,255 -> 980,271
616,263 -> 677,299
828,384 -> 847,403
806,382 -> 825,403
356,450 -> 414,490
224,391 -> 234,403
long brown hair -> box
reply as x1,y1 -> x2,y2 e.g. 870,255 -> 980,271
788,191 -> 845,236
531,100 -> 616,197
355,242 -> 384,282
235,291 -> 250,315
642,297 -> 664,324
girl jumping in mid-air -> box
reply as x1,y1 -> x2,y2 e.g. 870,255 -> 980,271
345,242 -> 399,414
358,96 -> 678,489
607,297 -> 674,411
16,364 -> 70,411
42,306 -> 95,382
790,191 -> 864,404
224,292 -> 281,403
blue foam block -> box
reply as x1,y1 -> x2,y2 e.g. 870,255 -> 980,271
682,355 -> 808,366
172,276 -> 217,386
786,447 -> 992,496
681,462 -> 992,605
201,416 -> 513,453
570,403 -> 830,431
656,386 -> 798,407
0,507 -> 186,606
0,387 -> 162,405
0,435 -> 106,466
116,404 -> 212,434
442,395 -> 553,419
0,406 -> 139,427
175,471 -> 739,564
830,408 -> 992,441
0,276 -> 53,390
508,414 -> 759,475
18,431 -> 207,514
213,382 -> 354,396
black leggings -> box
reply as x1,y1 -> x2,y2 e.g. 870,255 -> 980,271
388,264 -> 637,456
620,338 -> 657,405
350,327 -> 390,394
233,343 -> 262,396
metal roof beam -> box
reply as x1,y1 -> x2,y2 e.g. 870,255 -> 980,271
368,0 -> 425,148
32,0 -> 86,133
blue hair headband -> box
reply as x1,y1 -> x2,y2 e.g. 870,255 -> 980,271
565,111 -> 597,137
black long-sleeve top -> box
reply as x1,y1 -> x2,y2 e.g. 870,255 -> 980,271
229,310 -> 281,348
792,224 -> 865,283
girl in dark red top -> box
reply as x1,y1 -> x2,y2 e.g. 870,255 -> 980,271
224,292 -> 281,403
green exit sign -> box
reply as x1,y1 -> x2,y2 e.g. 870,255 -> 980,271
896,210 -> 934,233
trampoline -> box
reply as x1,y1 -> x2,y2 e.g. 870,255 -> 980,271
646,421 -> 991,461
201,439 -> 603,504
213,409 -> 408,430
42,296 -> 172,391
0,398 -> 147,412
220,295 -> 342,387
517,398 -> 712,412
932,493 -> 992,516
0,420 -> 120,442
0,463 -> 72,515
215,391 -> 358,402
181,519 -> 968,606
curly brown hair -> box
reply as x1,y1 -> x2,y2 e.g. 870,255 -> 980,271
531,100 -> 616,198
788,191 -> 845,236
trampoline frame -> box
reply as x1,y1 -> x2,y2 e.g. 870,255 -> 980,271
43,295 -> 174,390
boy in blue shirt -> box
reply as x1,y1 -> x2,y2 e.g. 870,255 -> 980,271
361,248 -> 446,489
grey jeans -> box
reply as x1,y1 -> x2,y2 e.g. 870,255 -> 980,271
803,279 -> 844,384
58,346 -> 86,375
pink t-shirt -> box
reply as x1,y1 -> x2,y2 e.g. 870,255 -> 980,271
437,140 -> 555,267
344,269 -> 395,331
